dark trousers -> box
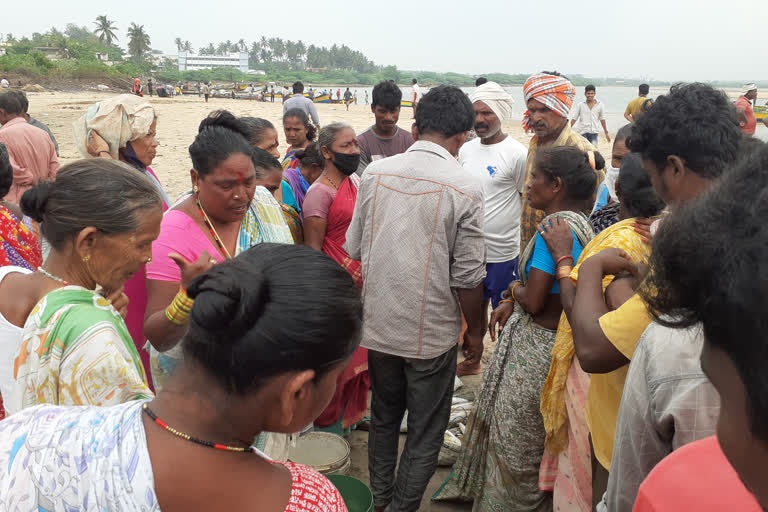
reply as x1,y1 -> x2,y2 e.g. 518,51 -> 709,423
583,132 -> 599,144
368,345 -> 457,512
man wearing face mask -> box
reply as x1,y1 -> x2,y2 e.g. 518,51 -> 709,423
345,86 -> 486,512
519,72 -> 602,248
456,81 -> 526,375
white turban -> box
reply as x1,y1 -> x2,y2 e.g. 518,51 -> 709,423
469,81 -> 515,121
73,94 -> 156,159
742,83 -> 757,95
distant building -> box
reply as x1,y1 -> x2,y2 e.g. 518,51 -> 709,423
178,52 -> 248,72
33,47 -> 66,61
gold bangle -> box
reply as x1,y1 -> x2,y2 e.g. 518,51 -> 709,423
510,281 -> 522,301
499,299 -> 514,305
555,266 -> 573,281
164,287 -> 195,325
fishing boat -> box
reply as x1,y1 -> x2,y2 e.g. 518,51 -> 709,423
401,100 -> 413,108
755,105 -> 767,121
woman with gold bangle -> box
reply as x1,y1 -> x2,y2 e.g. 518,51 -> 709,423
144,111 -> 293,392
435,146 -> 596,510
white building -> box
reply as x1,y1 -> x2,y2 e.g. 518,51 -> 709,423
178,52 -> 248,72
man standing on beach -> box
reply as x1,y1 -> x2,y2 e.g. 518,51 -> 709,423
0,92 -> 59,202
624,84 -> 650,123
283,81 -> 320,126
571,84 -> 610,144
735,83 -> 758,135
345,85 -> 486,512
457,81 -> 526,375
203,82 -> 210,103
344,87 -> 353,111
147,78 -> 153,97
519,72 -> 600,246
355,80 -> 414,175
411,78 -> 420,116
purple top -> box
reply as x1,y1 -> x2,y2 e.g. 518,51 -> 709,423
283,168 -> 309,211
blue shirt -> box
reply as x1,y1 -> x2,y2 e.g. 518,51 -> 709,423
525,230 -> 584,293
593,181 -> 611,213
281,181 -> 300,213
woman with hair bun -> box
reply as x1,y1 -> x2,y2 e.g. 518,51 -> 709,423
144,110 -> 293,392
282,108 -> 317,171
0,158 -> 162,416
0,244 -> 360,512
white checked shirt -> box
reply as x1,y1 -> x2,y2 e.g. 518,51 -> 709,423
570,100 -> 606,135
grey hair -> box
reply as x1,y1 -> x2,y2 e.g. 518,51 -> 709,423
20,159 -> 163,250
318,123 -> 353,151
239,117 -> 276,147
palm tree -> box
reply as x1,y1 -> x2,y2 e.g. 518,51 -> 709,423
236,38 -> 247,52
174,37 -> 183,52
127,23 -> 151,62
93,16 -> 118,47
182,40 -> 193,53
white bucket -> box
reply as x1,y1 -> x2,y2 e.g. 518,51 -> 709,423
288,432 -> 351,475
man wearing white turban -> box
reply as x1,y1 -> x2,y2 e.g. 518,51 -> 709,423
459,82 -> 527,376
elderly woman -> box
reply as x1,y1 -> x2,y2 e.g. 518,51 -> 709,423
302,123 -> 368,433
436,146 -> 596,510
74,94 -> 171,390
144,111 -> 292,392
0,244 -> 359,512
0,159 -> 161,415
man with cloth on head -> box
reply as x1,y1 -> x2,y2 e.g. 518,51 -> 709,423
519,72 -> 602,248
735,83 -> 758,135
457,81 -> 526,376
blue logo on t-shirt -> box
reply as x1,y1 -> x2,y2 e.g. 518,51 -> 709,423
487,165 -> 498,177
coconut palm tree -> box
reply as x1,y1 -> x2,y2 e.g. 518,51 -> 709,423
174,37 -> 183,52
93,16 -> 118,47
183,40 -> 193,53
127,23 -> 151,62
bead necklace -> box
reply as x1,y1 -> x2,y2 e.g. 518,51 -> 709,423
143,404 -> 255,453
322,171 -> 339,190
195,192 -> 233,260
37,267 -> 69,286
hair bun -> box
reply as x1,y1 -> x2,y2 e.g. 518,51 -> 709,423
187,264 -> 269,337
197,110 -> 250,139
20,181 -> 54,222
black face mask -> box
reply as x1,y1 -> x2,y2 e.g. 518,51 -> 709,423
332,151 -> 360,176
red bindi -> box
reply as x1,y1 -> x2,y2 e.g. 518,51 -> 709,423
237,173 -> 244,183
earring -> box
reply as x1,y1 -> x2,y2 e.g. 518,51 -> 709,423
193,185 -> 199,193
82,255 -> 91,263
146,256 -> 152,264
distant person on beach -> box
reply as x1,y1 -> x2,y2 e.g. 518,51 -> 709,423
365,90 -> 369,104
624,83 -> 650,123
519,71 -> 600,246
147,78 -> 153,97
344,87 -> 352,111
356,80 -> 414,175
283,82 -> 320,126
0,92 -> 59,202
9,90 -> 59,156
455,81 -> 526,376
475,77 -> 488,86
571,84 -> 610,144
735,83 -> 758,135
0,78 -> 8,89
345,85 -> 484,512
203,82 -> 210,103
132,78 -> 144,97
411,78 -> 420,116
336,89 -> 341,101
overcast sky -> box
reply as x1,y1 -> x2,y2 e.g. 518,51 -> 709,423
4,0 -> 767,81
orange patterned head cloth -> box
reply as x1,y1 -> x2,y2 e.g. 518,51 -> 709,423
522,73 -> 576,131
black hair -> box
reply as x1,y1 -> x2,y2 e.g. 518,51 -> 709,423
585,84 -> 596,93
283,108 -> 317,141
593,151 -> 605,171
628,83 -> 740,179
475,77 -> 488,87
640,140 -> 768,439
372,80 -> 402,110
0,92 -> 22,115
614,124 -> 633,146
251,146 -> 282,180
239,116 -> 275,148
183,243 -> 362,394
189,110 -> 254,177
295,142 -> 325,169
292,81 -> 304,94
0,142 -> 11,198
639,83 -> 650,95
412,78 -> 417,84
617,152 -> 665,218
9,91 -> 28,113
535,146 -> 598,202
20,159 -> 162,250
414,85 -> 474,138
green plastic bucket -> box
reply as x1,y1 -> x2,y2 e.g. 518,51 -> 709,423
327,474 -> 374,512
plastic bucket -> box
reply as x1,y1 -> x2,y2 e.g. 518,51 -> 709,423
287,432 -> 350,475
328,474 -> 374,512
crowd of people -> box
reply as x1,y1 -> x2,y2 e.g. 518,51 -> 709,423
0,71 -> 766,512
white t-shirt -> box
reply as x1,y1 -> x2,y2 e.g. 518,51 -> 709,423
0,79 -> 9,88
570,100 -> 606,135
412,83 -> 420,103
0,266 -> 31,413
459,136 -> 527,262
